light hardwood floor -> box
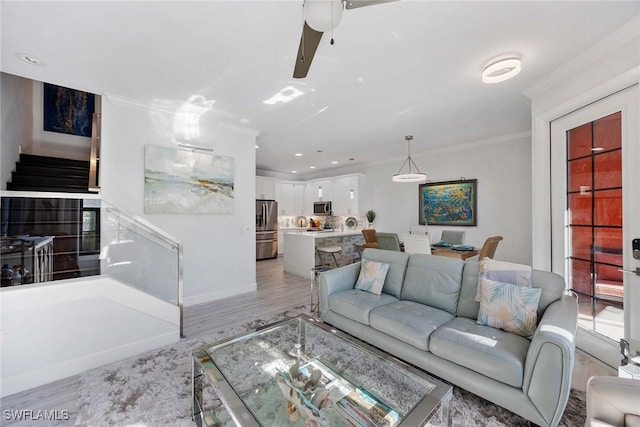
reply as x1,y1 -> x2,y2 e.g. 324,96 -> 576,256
0,257 -> 614,425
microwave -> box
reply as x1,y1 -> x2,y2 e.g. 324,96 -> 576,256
313,201 -> 332,216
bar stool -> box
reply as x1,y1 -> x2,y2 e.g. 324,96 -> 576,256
316,245 -> 342,269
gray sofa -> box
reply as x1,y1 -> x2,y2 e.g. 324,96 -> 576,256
318,249 -> 579,427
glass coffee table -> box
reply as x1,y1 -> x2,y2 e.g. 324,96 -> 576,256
192,314 -> 452,426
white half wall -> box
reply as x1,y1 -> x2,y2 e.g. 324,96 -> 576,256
364,133 -> 532,265
1,73 -> 33,190
0,276 -> 180,397
99,95 -> 259,306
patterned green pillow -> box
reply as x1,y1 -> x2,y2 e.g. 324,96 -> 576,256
475,258 -> 533,302
477,278 -> 542,337
355,259 -> 390,296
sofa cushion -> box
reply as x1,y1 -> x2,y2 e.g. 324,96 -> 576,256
459,261 -> 568,321
355,259 -> 390,295
475,258 -> 532,302
458,260 -> 481,320
369,301 -> 454,351
328,289 -> 398,325
477,279 -> 542,337
429,317 -> 530,388
401,255 -> 464,315
361,249 -> 410,298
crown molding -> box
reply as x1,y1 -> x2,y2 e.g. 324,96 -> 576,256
367,130 -> 531,168
523,15 -> 640,99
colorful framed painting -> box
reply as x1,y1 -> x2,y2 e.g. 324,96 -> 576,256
144,145 -> 234,214
419,179 -> 477,226
43,83 -> 95,137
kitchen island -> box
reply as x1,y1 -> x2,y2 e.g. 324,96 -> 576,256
283,230 -> 364,277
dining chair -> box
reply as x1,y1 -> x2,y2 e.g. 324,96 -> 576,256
361,229 -> 379,249
401,234 -> 432,255
376,233 -> 401,251
440,230 -> 466,245
478,236 -> 503,259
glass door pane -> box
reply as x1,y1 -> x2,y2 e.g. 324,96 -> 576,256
566,112 -> 623,342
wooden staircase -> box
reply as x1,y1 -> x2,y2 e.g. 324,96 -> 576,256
7,153 -> 92,193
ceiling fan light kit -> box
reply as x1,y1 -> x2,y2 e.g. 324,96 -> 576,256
482,56 -> 521,83
304,0 -> 343,32
392,135 -> 427,183
293,0 -> 399,78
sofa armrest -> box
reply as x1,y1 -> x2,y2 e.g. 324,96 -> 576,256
522,293 -> 578,427
318,262 -> 361,317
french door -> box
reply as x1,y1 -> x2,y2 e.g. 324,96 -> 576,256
550,85 -> 639,365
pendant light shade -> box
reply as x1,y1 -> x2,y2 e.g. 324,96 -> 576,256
392,135 -> 427,183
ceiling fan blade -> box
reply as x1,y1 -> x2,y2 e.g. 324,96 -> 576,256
344,0 -> 399,10
293,21 -> 323,79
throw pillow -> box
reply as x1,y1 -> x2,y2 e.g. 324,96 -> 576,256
477,278 -> 542,338
475,258 -> 533,302
355,259 -> 390,296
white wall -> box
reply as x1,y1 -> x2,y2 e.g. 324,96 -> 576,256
0,275 -> 179,397
1,73 -> 33,190
527,16 -> 640,366
364,132 -> 532,265
100,95 -> 258,306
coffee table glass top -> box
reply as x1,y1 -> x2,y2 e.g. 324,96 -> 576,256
193,314 -> 452,427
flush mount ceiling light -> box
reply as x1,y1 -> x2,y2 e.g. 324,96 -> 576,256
482,56 -> 521,84
392,135 -> 427,183
16,53 -> 43,65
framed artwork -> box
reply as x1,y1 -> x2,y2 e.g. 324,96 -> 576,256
144,145 -> 234,214
419,179 -> 477,226
43,83 -> 95,137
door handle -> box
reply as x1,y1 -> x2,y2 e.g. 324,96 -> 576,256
619,267 -> 640,276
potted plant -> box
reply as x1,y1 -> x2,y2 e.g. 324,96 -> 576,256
366,210 -> 376,228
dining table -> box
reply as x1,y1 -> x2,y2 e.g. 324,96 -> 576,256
430,246 -> 480,260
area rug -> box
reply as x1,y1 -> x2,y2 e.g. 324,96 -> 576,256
74,306 -> 586,426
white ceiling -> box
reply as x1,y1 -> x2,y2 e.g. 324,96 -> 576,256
2,1 -> 638,179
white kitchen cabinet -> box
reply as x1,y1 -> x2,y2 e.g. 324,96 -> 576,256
331,174 -> 367,215
305,180 -> 332,203
275,182 -> 306,215
256,176 -> 276,200
275,182 -> 294,215
277,230 -> 284,255
293,184 -> 305,215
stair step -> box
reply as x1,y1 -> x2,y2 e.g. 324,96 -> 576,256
11,172 -> 88,187
16,163 -> 89,178
19,153 -> 90,169
6,183 -> 93,193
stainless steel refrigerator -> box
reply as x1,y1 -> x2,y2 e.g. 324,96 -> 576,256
256,199 -> 278,260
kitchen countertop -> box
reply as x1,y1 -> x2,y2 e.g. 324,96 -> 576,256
283,230 -> 362,237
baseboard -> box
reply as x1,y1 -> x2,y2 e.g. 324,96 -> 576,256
182,283 -> 257,307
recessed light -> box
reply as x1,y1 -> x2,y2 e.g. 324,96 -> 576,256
291,170 -> 297,173
295,153 -> 302,157
309,166 -> 316,169
331,161 -> 338,164
16,53 -> 43,65
482,56 -> 521,84
255,144 -> 260,149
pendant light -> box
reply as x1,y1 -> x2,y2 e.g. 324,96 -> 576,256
392,135 -> 427,183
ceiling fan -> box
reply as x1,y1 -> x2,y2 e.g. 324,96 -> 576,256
293,0 -> 399,78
